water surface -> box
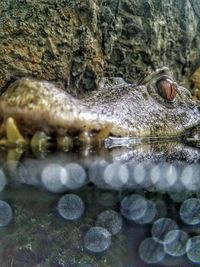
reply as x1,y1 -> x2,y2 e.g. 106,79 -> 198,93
0,142 -> 199,267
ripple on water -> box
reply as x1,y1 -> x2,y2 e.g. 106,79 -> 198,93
186,236 -> 200,263
57,193 -> 85,220
96,210 -> 122,235
164,229 -> 188,257
139,237 -> 165,264
61,163 -> 86,190
132,162 -> 153,188
180,198 -> 200,225
41,163 -> 67,193
84,227 -> 111,253
180,164 -> 200,191
134,200 -> 157,224
120,194 -> 147,221
133,162 -> 146,185
0,200 -> 13,227
150,163 -> 177,190
18,159 -> 43,187
103,163 -> 129,190
88,160 -> 109,189
151,218 -> 178,243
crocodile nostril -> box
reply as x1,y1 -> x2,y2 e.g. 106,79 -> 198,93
156,79 -> 177,101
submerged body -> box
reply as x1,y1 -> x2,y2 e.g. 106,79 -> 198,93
0,68 -> 199,149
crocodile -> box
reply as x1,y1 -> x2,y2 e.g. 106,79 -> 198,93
0,67 -> 199,151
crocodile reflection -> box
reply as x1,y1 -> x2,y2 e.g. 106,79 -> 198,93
0,145 -> 199,266
0,67 -> 200,150
1,142 -> 199,193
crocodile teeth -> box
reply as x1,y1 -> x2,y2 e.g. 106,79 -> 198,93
78,125 -> 112,146
57,136 -> 73,151
95,125 -> 112,142
30,131 -> 51,152
5,117 -> 27,146
79,131 -> 91,144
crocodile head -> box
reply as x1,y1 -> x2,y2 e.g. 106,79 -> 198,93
0,67 -> 199,150
91,67 -> 200,138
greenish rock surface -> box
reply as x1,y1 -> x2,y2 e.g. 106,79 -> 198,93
0,0 -> 199,93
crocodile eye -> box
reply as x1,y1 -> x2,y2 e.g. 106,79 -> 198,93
156,78 -> 177,101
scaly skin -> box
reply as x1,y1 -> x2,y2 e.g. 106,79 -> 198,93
0,68 -> 199,149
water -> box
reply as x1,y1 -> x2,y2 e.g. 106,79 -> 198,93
57,193 -> 85,220
95,210 -> 123,235
151,218 -> 178,243
0,142 -> 199,266
120,194 -> 148,221
84,226 -> 112,253
139,237 -> 165,264
0,200 -> 13,227
180,198 -> 200,225
163,229 -> 189,257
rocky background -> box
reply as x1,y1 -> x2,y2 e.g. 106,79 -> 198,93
0,0 -> 200,95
